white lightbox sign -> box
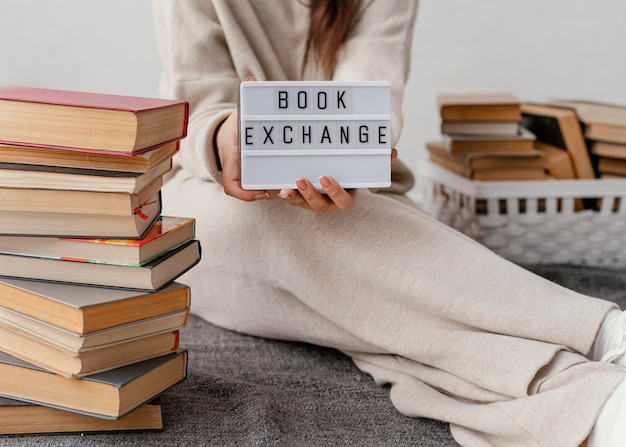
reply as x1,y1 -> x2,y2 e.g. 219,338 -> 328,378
238,81 -> 391,190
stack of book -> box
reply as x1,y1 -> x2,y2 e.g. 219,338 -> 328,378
0,86 -> 199,435
429,92 -> 542,180
547,99 -> 626,178
428,93 -> 578,181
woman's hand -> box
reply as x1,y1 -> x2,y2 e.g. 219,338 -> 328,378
215,105 -> 398,212
216,110 -> 272,202
277,148 -> 398,212
278,176 -> 358,212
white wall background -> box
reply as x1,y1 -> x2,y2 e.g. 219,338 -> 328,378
1,0 -> 626,178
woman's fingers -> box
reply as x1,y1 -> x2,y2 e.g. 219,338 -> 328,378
318,176 -> 357,210
279,177 -> 357,212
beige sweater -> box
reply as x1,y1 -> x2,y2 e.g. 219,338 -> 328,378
153,2 -> 625,446
154,0 -> 417,188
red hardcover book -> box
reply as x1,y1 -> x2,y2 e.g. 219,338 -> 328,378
0,86 -> 189,154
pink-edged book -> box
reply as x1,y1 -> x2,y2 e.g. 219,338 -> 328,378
0,86 -> 189,155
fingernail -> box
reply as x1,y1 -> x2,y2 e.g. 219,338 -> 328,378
296,178 -> 308,192
319,176 -> 331,189
254,193 -> 268,200
279,190 -> 290,199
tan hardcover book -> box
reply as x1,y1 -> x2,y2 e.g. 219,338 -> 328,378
0,86 -> 188,154
534,141 -> 576,179
427,142 -> 546,180
441,120 -> 521,135
0,239 -> 200,291
590,141 -> 626,160
0,158 -> 171,193
441,128 -> 535,154
0,176 -> 161,215
597,157 -> 626,176
0,325 -> 181,378
548,99 -> 626,127
0,216 -> 195,266
585,123 -> 626,145
427,148 -> 468,177
0,141 -> 179,173
0,397 -> 163,435
427,141 -> 543,170
437,93 -> 521,122
0,350 -> 187,419
0,306 -> 190,352
0,278 -> 190,334
521,103 -> 595,179
471,168 -> 548,181
0,181 -> 162,239
548,99 -> 626,144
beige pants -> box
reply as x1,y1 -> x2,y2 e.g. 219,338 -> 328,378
163,162 -> 626,447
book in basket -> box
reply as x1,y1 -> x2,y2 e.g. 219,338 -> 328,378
0,86 -> 189,154
440,127 -> 536,155
437,93 -> 522,122
520,103 -> 595,179
426,140 -> 547,180
0,349 -> 187,419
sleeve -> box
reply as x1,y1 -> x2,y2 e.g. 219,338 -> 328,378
333,0 -> 419,147
154,0 -> 238,184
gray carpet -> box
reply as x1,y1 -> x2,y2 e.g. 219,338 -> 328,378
1,264 -> 625,446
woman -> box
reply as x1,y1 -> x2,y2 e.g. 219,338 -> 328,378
154,1 -> 626,445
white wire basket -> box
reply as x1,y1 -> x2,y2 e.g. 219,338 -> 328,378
416,159 -> 626,268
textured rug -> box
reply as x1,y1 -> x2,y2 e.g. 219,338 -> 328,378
1,264 -> 624,446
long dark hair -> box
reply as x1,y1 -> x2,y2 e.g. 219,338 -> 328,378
303,0 -> 362,78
